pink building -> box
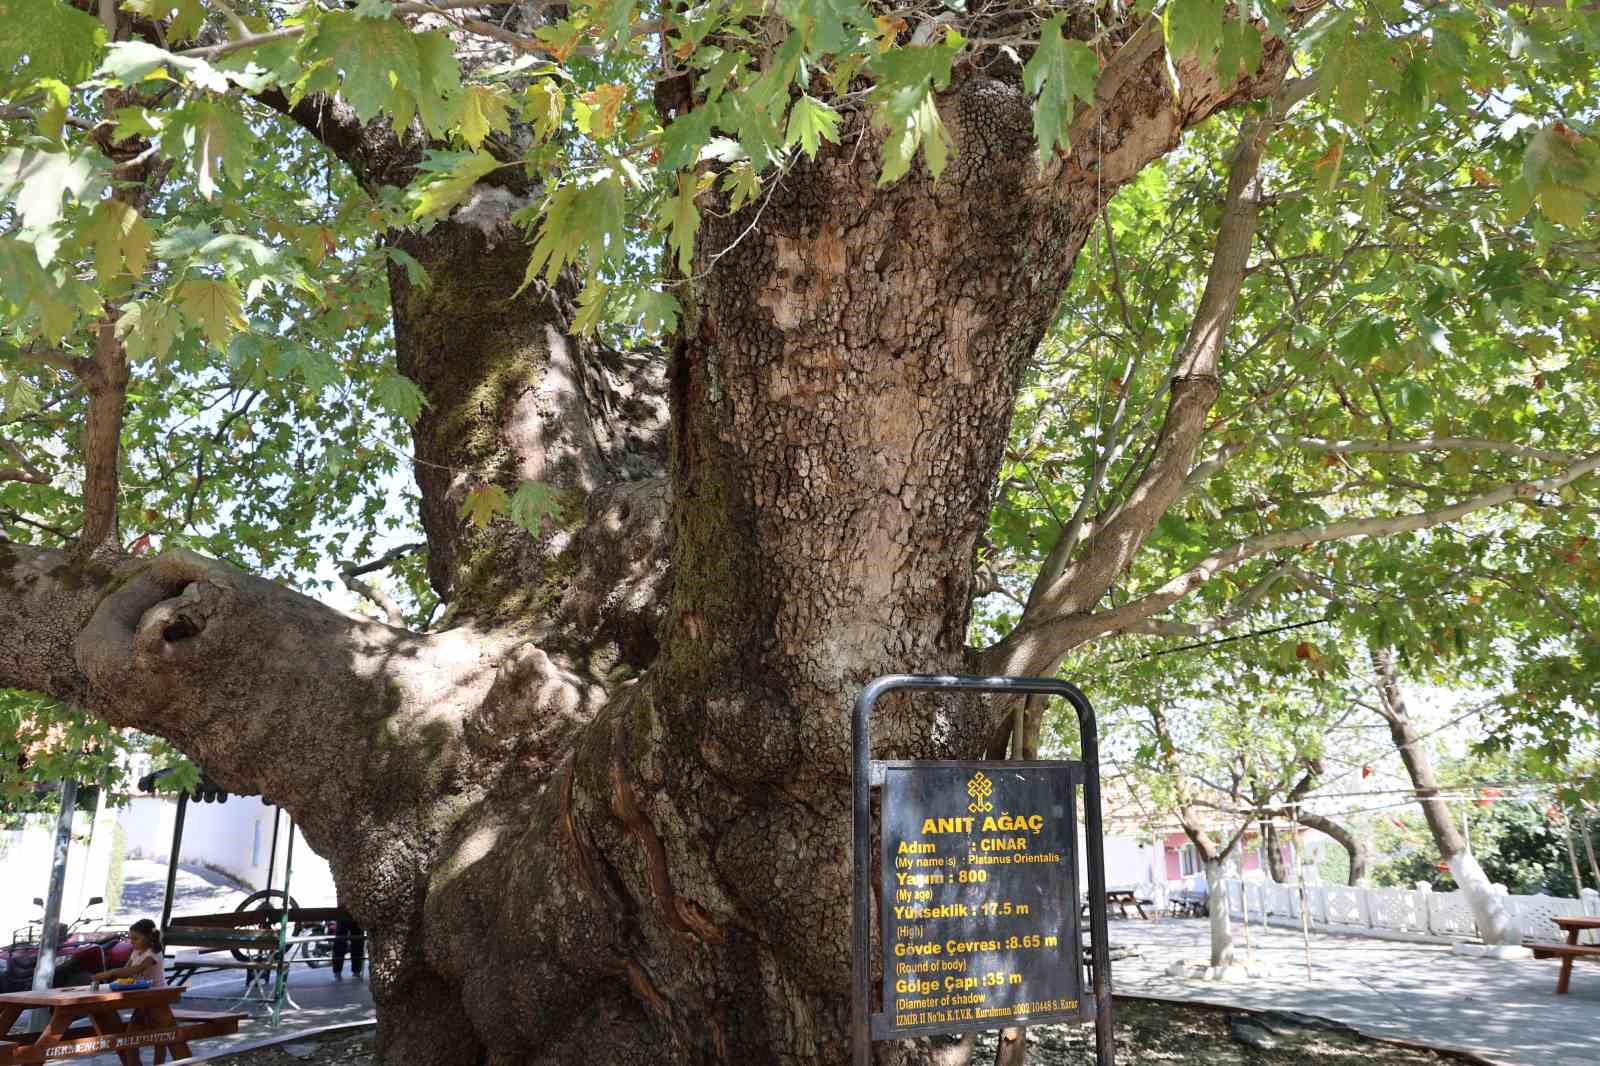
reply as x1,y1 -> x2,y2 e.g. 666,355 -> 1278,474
1161,828 -> 1299,880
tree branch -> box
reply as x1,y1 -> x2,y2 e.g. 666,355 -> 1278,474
76,314 -> 130,557
0,507 -> 72,542
341,542 -> 425,627
1116,560 -> 1297,638
0,439 -> 50,485
994,450 -> 1600,665
14,346 -> 90,375
1020,80 -> 1310,629
179,0 -> 511,60
1268,434 -> 1578,463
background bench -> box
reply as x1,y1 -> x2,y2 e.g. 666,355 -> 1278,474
1527,942 -> 1600,994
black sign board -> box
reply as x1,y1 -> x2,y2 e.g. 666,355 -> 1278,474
851,675 -> 1114,1066
875,760 -> 1086,1037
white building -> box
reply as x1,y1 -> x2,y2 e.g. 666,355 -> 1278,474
119,792 -> 338,908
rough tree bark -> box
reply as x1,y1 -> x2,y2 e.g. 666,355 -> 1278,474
1371,649 -> 1516,946
0,21 -> 1296,1066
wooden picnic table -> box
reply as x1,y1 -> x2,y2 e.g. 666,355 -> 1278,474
1529,916 -> 1600,994
0,987 -> 243,1065
1105,886 -> 1151,920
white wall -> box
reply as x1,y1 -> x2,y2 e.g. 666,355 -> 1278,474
116,795 -> 337,907
0,800 -> 115,937
1075,828 -> 1160,889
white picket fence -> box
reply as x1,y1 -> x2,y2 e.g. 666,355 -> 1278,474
1218,877 -> 1600,945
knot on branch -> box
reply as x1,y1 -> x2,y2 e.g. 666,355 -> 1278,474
75,549 -> 243,706
466,641 -> 602,771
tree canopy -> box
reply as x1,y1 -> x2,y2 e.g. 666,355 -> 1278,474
2,0 -> 1599,1060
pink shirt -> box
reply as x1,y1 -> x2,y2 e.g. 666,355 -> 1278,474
128,948 -> 166,988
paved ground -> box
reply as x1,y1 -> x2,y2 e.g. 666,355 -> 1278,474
15,906 -> 1597,1064
1106,916 -> 1600,1066
111,859 -> 255,926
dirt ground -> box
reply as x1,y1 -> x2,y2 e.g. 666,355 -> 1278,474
204,998 -> 1471,1065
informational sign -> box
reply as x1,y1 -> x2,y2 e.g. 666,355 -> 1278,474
850,674 -> 1114,1066
872,760 -> 1085,1038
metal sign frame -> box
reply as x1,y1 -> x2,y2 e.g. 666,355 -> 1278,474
851,675 -> 1114,1066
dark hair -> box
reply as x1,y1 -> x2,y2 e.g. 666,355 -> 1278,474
130,918 -> 162,952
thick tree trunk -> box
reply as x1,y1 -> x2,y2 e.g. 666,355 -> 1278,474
0,37 -> 1293,1066
1372,650 -> 1515,945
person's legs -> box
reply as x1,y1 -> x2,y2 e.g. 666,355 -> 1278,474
350,922 -> 365,978
331,920 -> 349,978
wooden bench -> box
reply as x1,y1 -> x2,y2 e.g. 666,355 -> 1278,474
1528,942 -> 1600,994
164,924 -> 282,989
1532,915 -> 1600,995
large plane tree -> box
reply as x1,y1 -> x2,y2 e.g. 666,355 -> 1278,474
1,0 -> 1597,1063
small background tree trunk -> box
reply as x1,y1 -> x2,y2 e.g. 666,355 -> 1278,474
1264,822 -> 1287,883
1204,858 -> 1234,969
1372,649 -> 1515,945
1294,812 -> 1367,886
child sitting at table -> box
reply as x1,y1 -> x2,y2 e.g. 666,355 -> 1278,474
95,918 -> 166,988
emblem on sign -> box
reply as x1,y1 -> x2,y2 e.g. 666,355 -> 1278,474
967,771 -> 994,813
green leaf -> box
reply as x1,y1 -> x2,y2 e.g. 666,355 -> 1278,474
571,279 -> 611,336
784,0 -> 872,53
1394,379 -> 1430,420
277,345 -> 343,391
1538,183 -> 1589,227
721,162 -> 760,213
659,102 -> 720,172
662,171 -> 701,274
385,246 -> 429,286
520,174 -> 626,289
0,148 -> 103,231
0,373 -> 40,417
1215,18 -> 1261,81
877,88 -> 951,185
610,287 -> 680,334
98,41 -> 230,93
1023,17 -> 1099,164
83,200 -> 153,282
509,480 -> 563,533
163,97 -> 252,201
0,0 -> 104,84
111,107 -> 162,141
373,372 -> 426,422
785,95 -> 841,158
459,483 -> 508,529
301,12 -> 422,127
411,151 -> 500,221
176,278 -> 247,348
522,78 -> 565,142
34,78 -> 69,140
115,301 -> 178,363
459,85 -> 511,149
412,29 -> 464,136
121,0 -> 205,45
1523,126 -> 1598,227
1164,0 -> 1224,62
